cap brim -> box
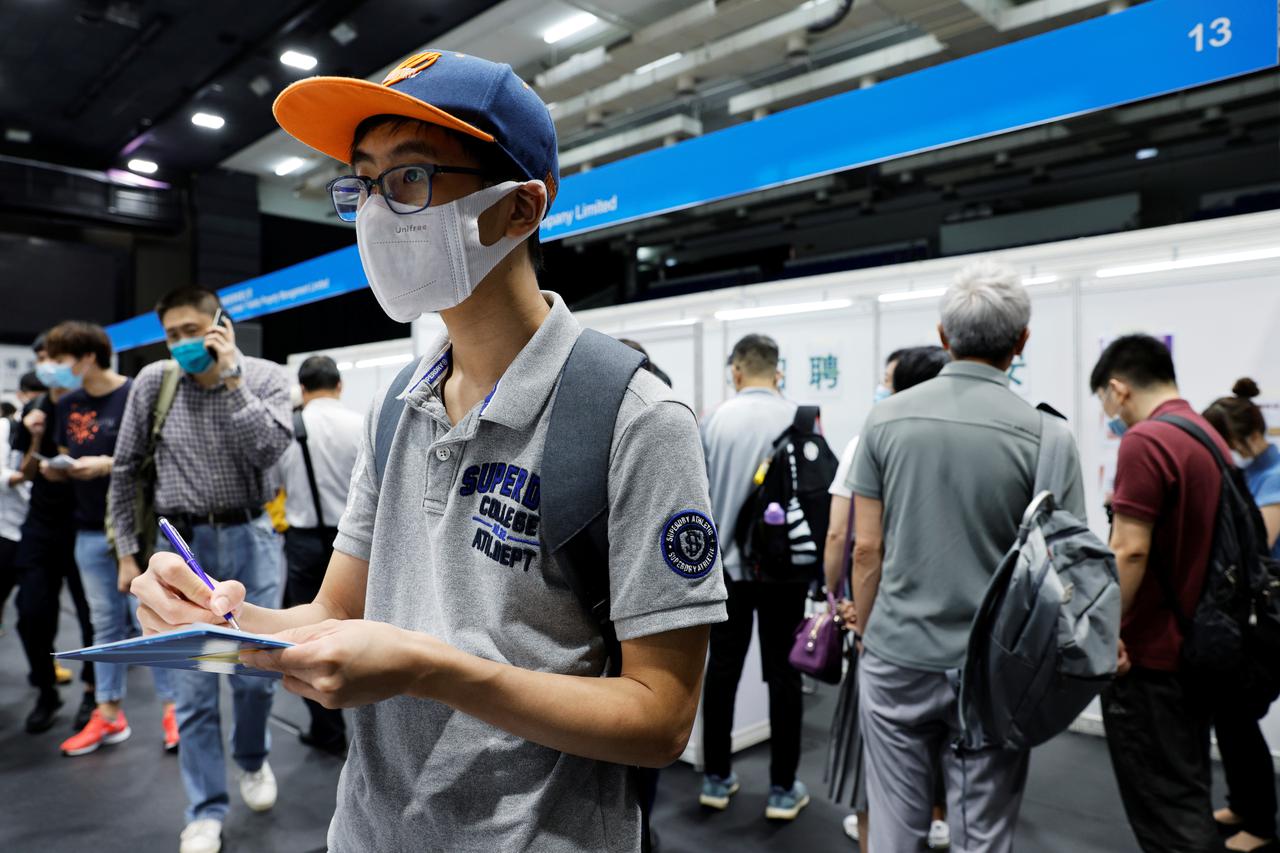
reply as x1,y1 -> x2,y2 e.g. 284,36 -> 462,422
273,76 -> 495,165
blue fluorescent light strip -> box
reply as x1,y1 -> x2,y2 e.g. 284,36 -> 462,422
106,0 -> 1277,352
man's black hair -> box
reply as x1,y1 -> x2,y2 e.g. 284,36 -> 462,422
0,402 -> 15,419
729,333 -> 780,376
349,114 -> 544,273
1089,334 -> 1177,392
886,348 -> 908,366
19,371 -> 46,393
156,287 -> 224,322
893,346 -> 951,393
298,355 -> 342,392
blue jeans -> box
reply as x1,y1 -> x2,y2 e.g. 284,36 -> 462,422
158,514 -> 284,822
74,530 -> 176,705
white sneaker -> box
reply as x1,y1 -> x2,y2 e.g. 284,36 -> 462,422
842,813 -> 860,841
928,819 -> 951,849
179,818 -> 222,853
237,760 -> 277,812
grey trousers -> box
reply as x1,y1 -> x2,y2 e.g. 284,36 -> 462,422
859,650 -> 1030,852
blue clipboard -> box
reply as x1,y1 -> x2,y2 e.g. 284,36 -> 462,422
56,624 -> 293,679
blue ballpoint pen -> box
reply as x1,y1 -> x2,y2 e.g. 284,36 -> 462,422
157,516 -> 243,630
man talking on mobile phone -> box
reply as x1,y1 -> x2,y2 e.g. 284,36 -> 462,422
109,288 -> 292,853
130,51 -> 727,853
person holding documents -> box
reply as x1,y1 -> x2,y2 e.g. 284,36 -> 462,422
109,288 -> 292,853
40,321 -> 180,756
131,51 -> 727,853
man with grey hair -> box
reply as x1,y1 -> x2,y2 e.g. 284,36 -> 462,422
845,259 -> 1085,851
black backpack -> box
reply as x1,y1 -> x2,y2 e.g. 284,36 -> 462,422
373,328 -> 661,850
733,406 -> 839,583
1154,415 -> 1280,700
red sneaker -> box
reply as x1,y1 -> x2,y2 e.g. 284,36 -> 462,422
162,704 -> 180,753
60,709 -> 131,757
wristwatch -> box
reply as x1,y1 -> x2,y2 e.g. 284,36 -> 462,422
220,360 -> 244,382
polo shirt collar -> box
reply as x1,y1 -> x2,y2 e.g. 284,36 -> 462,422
398,291 -> 580,431
940,359 -> 1012,388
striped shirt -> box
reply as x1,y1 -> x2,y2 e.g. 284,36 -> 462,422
108,355 -> 293,556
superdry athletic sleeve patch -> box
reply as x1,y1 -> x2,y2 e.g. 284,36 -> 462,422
606,384 -> 728,642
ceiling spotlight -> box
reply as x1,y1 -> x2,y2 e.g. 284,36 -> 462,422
280,50 -> 318,71
128,159 -> 158,174
543,12 -> 598,44
4,128 -> 32,144
273,157 -> 308,176
248,75 -> 272,97
191,112 -> 225,130
1135,147 -> 1159,160
329,21 -> 357,45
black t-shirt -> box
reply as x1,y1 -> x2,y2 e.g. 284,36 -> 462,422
56,378 -> 133,530
11,395 -> 75,524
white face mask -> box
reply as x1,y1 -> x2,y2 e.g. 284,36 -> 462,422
355,180 -> 545,322
1232,450 -> 1252,469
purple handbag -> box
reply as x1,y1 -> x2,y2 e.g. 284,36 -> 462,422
788,495 -> 855,683
789,592 -> 844,684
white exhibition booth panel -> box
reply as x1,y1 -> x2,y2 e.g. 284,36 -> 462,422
289,209 -> 1280,765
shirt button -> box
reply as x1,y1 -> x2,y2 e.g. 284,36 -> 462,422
435,447 -> 451,462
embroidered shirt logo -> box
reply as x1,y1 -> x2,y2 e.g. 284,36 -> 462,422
382,51 -> 442,86
660,510 -> 718,579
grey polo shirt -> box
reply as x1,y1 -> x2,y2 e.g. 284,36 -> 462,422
849,360 -> 1085,672
328,292 -> 727,853
700,388 -> 798,581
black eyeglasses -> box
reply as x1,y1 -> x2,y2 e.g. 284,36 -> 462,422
327,163 -> 487,223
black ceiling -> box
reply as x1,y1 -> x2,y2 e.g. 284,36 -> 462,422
0,0 -> 503,176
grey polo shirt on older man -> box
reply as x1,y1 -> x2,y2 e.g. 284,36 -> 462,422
849,359 -> 1085,673
327,291 -> 727,853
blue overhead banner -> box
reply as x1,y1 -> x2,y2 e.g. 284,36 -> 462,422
539,0 -> 1278,240
108,0 -> 1277,351
108,244 -> 367,351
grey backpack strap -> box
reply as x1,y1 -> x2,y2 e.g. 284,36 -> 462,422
542,329 -> 645,676
1033,410 -> 1072,498
373,360 -> 423,487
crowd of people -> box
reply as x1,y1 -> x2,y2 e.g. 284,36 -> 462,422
2,48 -> 1278,853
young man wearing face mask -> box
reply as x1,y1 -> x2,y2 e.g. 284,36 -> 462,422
12,333 -> 99,734
108,289 -> 291,853
129,51 -> 727,853
1090,334 -> 1229,853
40,321 -> 181,756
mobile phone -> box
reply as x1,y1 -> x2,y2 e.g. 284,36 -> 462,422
206,308 -> 226,362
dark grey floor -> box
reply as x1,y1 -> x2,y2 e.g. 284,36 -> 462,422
0,592 -> 1206,853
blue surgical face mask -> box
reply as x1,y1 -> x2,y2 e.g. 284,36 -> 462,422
50,363 -> 82,391
1106,416 -> 1128,438
873,384 -> 892,404
34,361 -> 60,389
169,338 -> 215,375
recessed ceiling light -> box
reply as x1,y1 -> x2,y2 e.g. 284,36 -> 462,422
329,22 -> 357,45
128,159 -> 158,174
191,112 -> 225,130
542,12 -> 598,44
1135,147 -> 1159,160
248,75 -> 272,97
273,157 -> 307,176
1022,274 -> 1059,286
280,50 -> 317,71
5,128 -> 32,143
877,287 -> 947,303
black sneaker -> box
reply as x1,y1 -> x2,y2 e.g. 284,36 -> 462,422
299,731 -> 348,758
25,690 -> 63,733
73,692 -> 95,731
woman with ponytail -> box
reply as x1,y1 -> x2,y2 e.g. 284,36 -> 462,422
1202,378 -> 1280,853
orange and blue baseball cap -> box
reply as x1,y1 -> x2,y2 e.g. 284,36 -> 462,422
273,50 -> 559,208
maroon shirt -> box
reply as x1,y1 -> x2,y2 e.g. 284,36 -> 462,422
1111,399 -> 1230,672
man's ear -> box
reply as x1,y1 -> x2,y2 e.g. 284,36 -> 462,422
506,181 -> 547,240
936,323 -> 950,352
1013,327 -> 1030,356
